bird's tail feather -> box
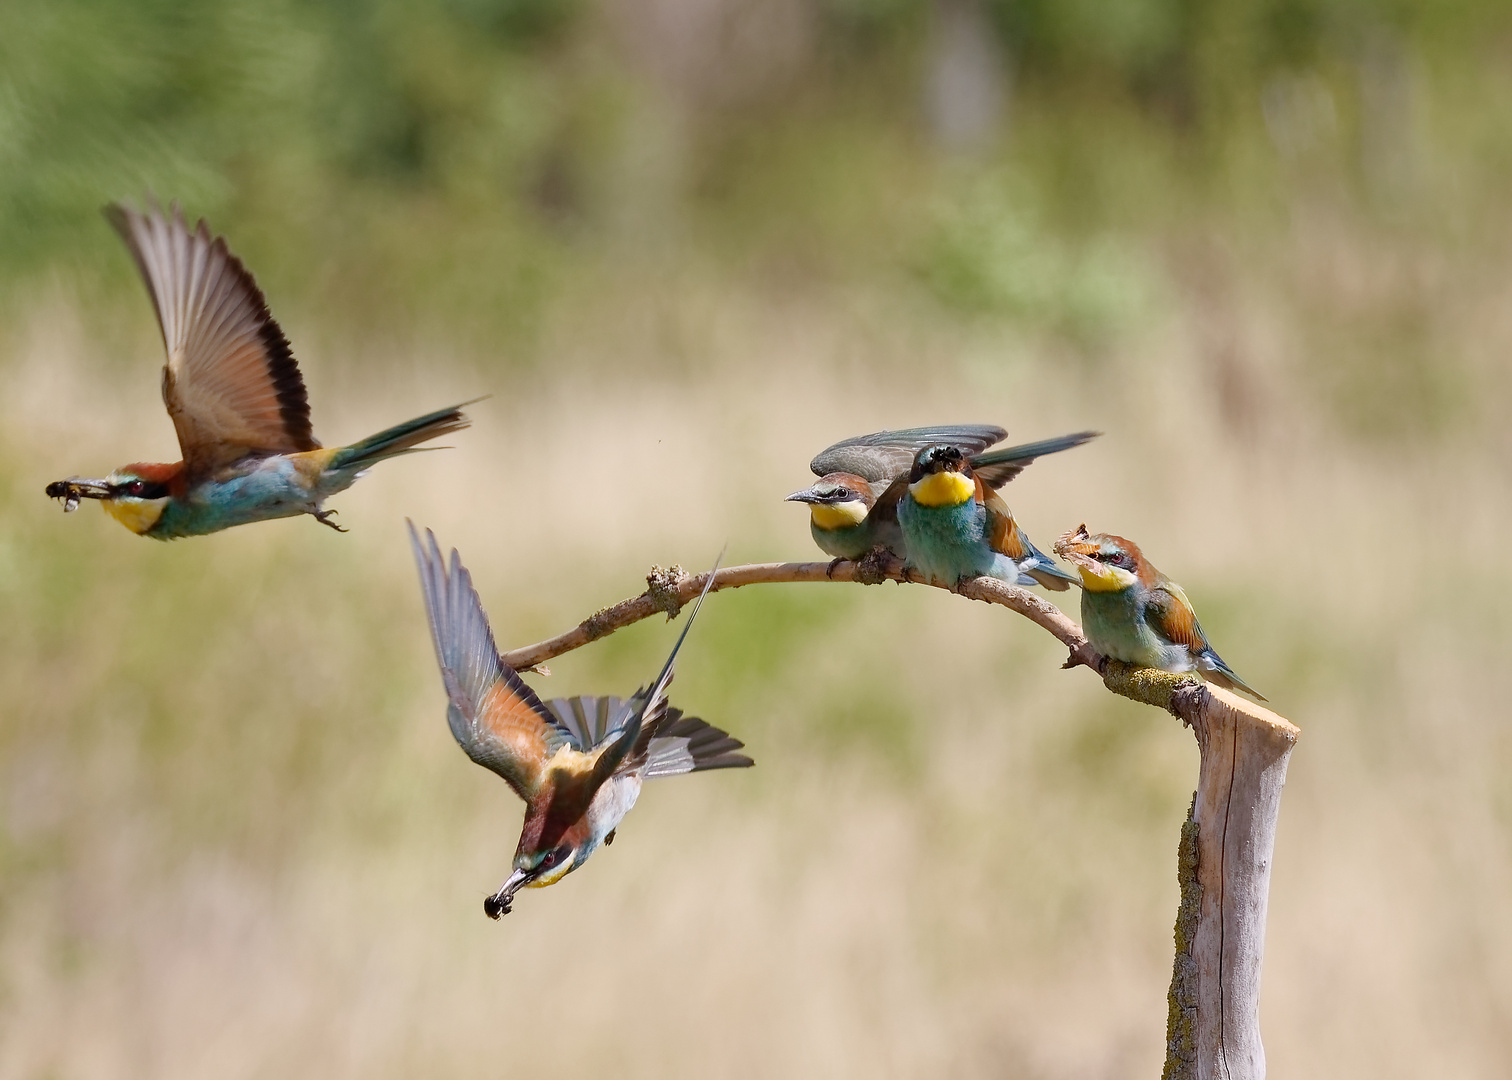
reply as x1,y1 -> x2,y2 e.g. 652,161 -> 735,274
643,710 -> 753,778
330,400 -> 476,472
1199,650 -> 1267,702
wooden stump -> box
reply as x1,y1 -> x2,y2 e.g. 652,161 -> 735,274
1162,684 -> 1301,1080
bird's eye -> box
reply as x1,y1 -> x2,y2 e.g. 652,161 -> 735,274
540,851 -> 557,870
125,481 -> 146,497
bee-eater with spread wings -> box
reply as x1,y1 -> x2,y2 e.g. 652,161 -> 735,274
409,524 -> 753,918
46,202 -> 474,538
786,425 -> 1099,576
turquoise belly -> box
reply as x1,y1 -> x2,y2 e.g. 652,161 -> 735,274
1079,588 -> 1192,671
897,498 -> 996,584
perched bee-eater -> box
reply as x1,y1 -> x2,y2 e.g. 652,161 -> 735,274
1054,525 -> 1265,700
45,202 -> 473,538
896,438 -> 1091,591
410,524 -> 752,918
786,425 -> 1097,571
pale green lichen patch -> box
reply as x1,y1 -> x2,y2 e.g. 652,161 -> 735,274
1101,659 -> 1201,713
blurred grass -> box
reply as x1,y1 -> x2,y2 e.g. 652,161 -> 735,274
4,0 -> 1512,1077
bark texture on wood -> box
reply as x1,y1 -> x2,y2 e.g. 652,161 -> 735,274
491,559 -> 1299,1078
1188,687 -> 1299,1080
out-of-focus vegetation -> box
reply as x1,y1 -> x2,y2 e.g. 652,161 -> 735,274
3,1 -> 1512,1077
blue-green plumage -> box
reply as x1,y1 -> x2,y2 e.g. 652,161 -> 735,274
896,443 -> 1076,590
897,496 -> 1037,587
810,515 -> 903,561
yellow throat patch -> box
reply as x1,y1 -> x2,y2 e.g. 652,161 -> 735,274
526,857 -> 575,889
103,497 -> 168,535
1076,563 -> 1137,593
909,471 -> 975,508
810,500 -> 868,530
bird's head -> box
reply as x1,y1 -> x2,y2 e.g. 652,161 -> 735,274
907,444 -> 975,508
483,780 -> 601,919
785,473 -> 874,530
45,462 -> 179,535
483,838 -> 583,919
1053,525 -> 1151,593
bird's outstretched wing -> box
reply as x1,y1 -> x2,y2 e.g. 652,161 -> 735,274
810,425 -> 1007,484
409,523 -> 572,800
971,430 -> 1100,489
107,201 -> 319,480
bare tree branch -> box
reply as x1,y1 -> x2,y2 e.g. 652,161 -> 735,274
498,555 -> 1300,1080
499,557 -> 1104,673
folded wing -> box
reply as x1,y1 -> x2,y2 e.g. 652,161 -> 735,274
107,201 -> 319,480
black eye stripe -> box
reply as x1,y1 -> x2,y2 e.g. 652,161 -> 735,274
119,480 -> 169,499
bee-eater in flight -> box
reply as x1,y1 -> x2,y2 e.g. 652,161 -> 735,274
45,201 -> 474,538
409,523 -> 752,918
1054,525 -> 1266,700
786,425 -> 1098,576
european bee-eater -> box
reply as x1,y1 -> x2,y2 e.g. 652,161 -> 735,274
786,425 -> 1097,570
45,202 -> 473,538
895,437 -> 1095,591
409,523 -> 752,918
1053,525 -> 1266,700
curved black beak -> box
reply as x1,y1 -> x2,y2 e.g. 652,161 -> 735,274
482,867 -> 531,920
45,478 -> 113,513
785,487 -> 823,504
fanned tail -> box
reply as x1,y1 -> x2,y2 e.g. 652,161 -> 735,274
329,400 -> 476,473
643,709 -> 754,778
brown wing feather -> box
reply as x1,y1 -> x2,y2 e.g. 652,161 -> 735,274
107,202 -> 318,479
471,675 -> 563,798
1147,580 -> 1207,652
979,481 -> 1027,560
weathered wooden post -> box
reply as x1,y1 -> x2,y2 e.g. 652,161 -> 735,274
1099,664 -> 1301,1080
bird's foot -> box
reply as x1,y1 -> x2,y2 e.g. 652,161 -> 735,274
604,829 -> 616,847
313,508 -> 348,533
856,547 -> 894,586
825,557 -> 846,580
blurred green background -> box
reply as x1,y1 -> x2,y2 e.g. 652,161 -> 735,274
3,1 -> 1511,1076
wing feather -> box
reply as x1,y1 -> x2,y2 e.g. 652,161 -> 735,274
971,430 -> 1100,489
810,425 -> 1007,483
408,523 -> 567,799
108,201 -> 319,479
980,482 -> 1027,560
1146,579 -> 1208,652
